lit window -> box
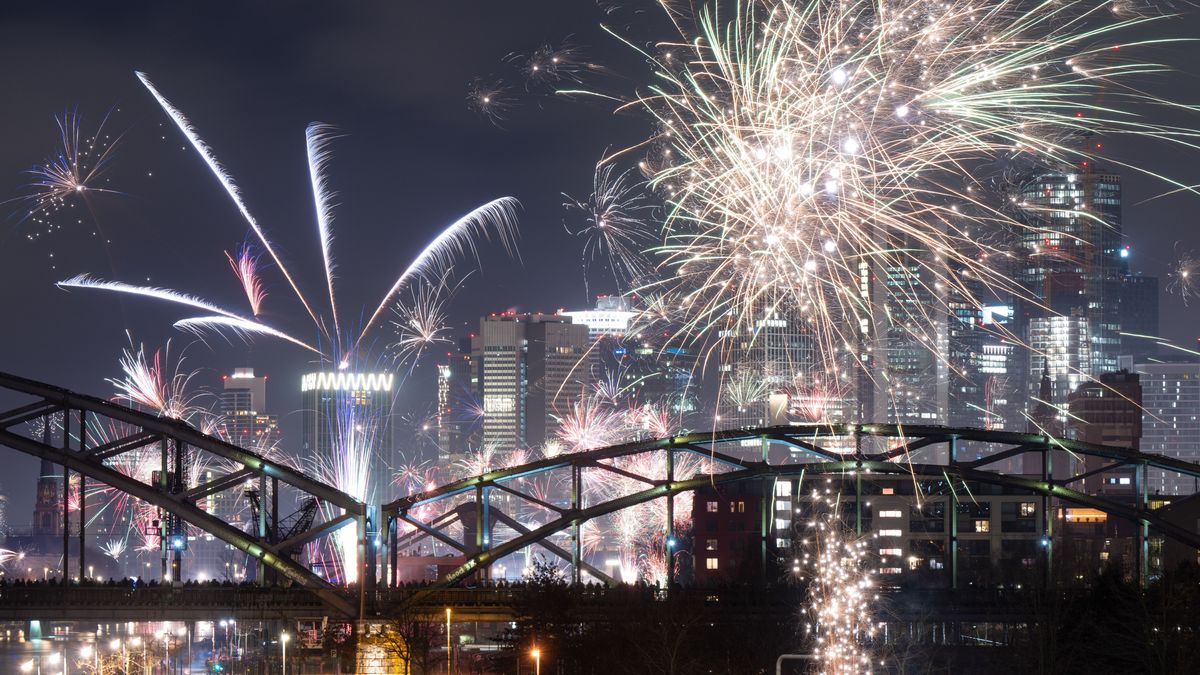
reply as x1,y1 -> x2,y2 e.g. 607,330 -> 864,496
880,548 -> 902,556
776,482 -> 792,496
737,500 -> 746,513
975,520 -> 990,533
705,539 -> 718,552
707,501 -> 719,513
882,488 -> 895,495
878,510 -> 902,518
1020,502 -> 1037,517
706,558 -> 719,570
878,529 -> 902,537
879,567 -> 902,574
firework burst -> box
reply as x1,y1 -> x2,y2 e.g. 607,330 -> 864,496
10,108 -> 123,238
1167,245 -> 1199,305
563,161 -> 657,294
389,272 -> 460,366
513,39 -> 590,88
578,0 -> 1200,398
61,73 -> 519,366
467,76 -> 517,125
109,339 -> 201,421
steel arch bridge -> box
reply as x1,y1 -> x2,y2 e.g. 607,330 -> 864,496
5,372 -> 1200,620
0,372 -> 367,618
382,424 -> 1200,591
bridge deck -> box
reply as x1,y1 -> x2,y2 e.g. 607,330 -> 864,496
0,584 -> 1064,624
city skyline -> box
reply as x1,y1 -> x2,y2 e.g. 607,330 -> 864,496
2,2 -> 1200,671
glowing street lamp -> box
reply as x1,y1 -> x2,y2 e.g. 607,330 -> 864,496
131,635 -> 145,674
445,608 -> 452,675
111,637 -> 127,673
531,647 -> 541,675
280,632 -> 290,674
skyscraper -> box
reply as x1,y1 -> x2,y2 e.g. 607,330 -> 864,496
1117,273 -> 1160,361
561,294 -> 636,383
434,338 -> 476,463
219,368 -> 280,452
471,313 -> 590,453
564,295 -> 698,419
715,302 -> 819,428
1015,167 -> 1129,408
300,371 -> 396,503
1134,362 -> 1200,496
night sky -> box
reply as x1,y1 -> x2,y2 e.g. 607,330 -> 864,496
1,1 -> 1198,519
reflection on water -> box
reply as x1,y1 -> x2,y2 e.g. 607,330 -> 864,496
0,620 -> 217,674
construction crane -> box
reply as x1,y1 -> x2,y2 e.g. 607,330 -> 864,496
244,489 -> 319,559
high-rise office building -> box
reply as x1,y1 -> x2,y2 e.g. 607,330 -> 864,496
1067,370 -> 1141,495
1014,167 -> 1130,409
565,295 -> 698,420
562,294 -> 637,385
300,371 -> 396,503
434,338 -> 476,462
472,313 -> 590,453
1117,274 -> 1160,361
1134,362 -> 1200,496
219,368 -> 281,452
714,299 -> 822,428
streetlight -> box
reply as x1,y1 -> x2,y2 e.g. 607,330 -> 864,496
111,637 -> 127,674
131,635 -> 145,674
531,647 -> 541,675
81,644 -> 96,673
280,632 -> 290,674
445,608 -> 452,675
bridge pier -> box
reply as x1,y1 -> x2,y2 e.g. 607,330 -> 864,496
354,620 -> 406,675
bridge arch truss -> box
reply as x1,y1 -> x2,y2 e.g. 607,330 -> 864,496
0,372 -> 365,617
382,424 -> 1200,590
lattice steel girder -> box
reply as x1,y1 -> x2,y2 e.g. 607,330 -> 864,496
0,372 -> 362,511
431,458 -> 1200,588
0,371 -> 363,617
0,426 -> 357,617
387,423 -> 1200,520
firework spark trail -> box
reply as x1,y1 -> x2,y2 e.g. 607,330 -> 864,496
352,197 -> 520,360
798,483 -> 879,673
563,161 -> 657,294
580,0 -> 1200,402
224,244 -> 268,317
306,122 -> 343,347
135,71 -> 325,333
173,316 -> 325,356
